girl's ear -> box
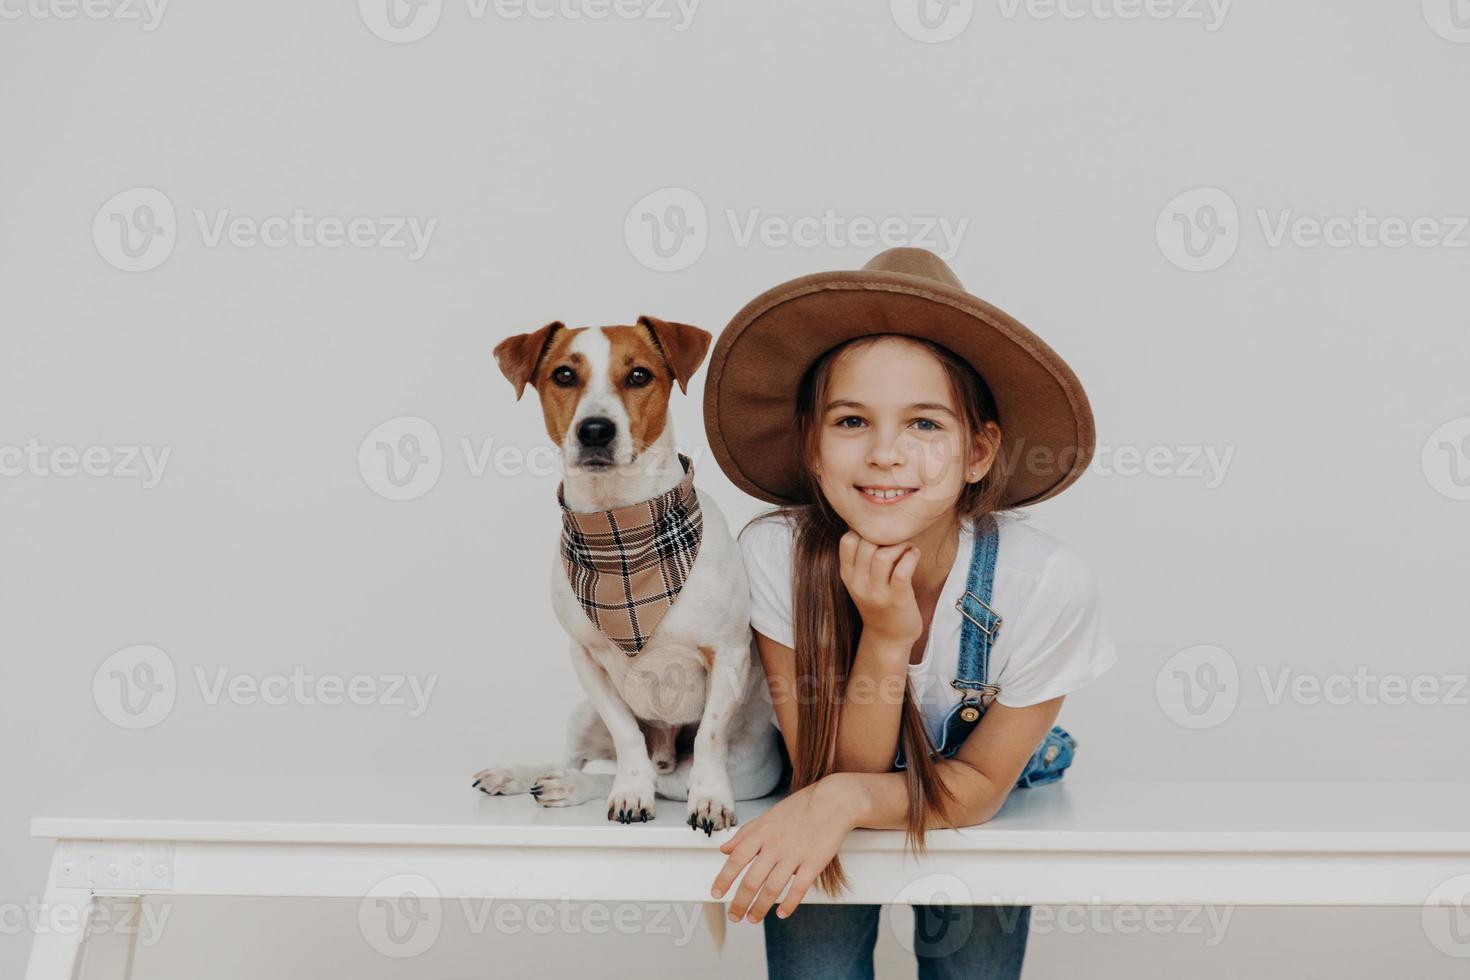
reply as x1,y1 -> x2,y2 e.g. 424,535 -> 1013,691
968,422 -> 1001,481
637,316 -> 712,395
494,321 -> 564,401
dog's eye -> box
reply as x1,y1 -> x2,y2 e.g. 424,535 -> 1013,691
626,367 -> 653,388
551,366 -> 577,387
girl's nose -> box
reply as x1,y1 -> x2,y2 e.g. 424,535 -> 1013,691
866,431 -> 910,469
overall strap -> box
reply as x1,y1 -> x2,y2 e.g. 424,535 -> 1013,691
953,512 -> 1002,705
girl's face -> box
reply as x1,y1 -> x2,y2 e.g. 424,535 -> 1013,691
812,337 -> 992,545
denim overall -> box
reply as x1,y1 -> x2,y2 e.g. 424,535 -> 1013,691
893,513 -> 1077,787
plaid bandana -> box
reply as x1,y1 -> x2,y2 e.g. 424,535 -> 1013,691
557,453 -> 703,656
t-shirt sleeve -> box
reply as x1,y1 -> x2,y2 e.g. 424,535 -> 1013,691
993,545 -> 1118,708
737,516 -> 796,650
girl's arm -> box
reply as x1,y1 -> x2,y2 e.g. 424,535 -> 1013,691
833,694 -> 1065,828
757,628 -> 908,771
713,691 -> 1065,923
832,630 -> 910,772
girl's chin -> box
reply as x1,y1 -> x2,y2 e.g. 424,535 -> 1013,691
835,503 -> 928,540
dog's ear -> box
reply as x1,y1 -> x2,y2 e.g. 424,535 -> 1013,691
636,316 -> 711,396
494,321 -> 564,401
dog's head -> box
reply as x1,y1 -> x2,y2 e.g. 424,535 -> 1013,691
494,316 -> 711,471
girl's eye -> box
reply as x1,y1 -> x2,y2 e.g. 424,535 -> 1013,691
551,366 -> 578,387
913,418 -> 941,431
835,416 -> 865,428
626,367 -> 653,388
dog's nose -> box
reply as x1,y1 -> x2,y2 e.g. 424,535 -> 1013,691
577,416 -> 617,448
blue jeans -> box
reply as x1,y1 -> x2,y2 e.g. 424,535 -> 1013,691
763,901 -> 1030,979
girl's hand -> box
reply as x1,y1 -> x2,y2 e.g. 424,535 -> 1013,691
839,529 -> 922,646
710,777 -> 860,923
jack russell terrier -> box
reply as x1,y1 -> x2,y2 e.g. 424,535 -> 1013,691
474,316 -> 783,833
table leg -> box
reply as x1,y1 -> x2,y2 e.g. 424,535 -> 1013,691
23,847 -> 94,980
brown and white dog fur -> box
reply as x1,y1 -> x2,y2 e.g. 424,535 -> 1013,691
475,316 -> 783,833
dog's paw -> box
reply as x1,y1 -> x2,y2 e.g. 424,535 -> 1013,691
606,780 -> 657,823
471,764 -> 540,796
686,794 -> 736,836
529,769 -> 600,807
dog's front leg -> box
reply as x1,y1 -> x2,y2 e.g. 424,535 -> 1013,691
569,643 -> 658,823
685,646 -> 748,834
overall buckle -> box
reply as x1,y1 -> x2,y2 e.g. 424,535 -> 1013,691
955,591 -> 1002,636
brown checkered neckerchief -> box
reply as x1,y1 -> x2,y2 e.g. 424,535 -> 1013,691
557,453 -> 703,656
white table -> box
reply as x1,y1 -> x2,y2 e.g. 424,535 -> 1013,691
26,774 -> 1470,978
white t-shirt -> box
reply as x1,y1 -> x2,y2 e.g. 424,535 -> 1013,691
738,510 -> 1118,748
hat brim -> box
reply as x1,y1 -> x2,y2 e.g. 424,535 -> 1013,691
702,269 -> 1095,509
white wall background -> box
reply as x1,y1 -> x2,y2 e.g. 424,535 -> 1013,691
3,0 -> 1469,976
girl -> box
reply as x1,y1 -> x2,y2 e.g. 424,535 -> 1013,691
698,247 -> 1118,979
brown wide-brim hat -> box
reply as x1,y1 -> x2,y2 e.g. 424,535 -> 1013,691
702,247 -> 1095,509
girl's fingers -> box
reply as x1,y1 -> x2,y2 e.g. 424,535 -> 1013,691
728,853 -> 778,921
891,545 -> 920,585
711,837 -> 760,898
775,866 -> 819,920
747,860 -> 798,923
718,820 -> 750,854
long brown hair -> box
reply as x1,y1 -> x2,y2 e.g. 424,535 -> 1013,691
739,334 -> 1011,896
